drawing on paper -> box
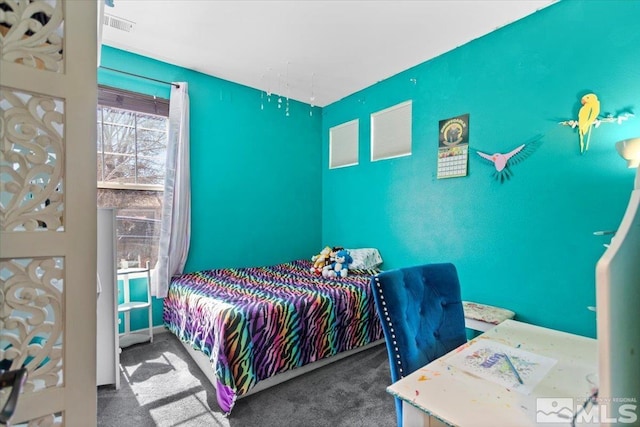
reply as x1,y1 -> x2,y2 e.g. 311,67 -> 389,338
447,340 -> 557,395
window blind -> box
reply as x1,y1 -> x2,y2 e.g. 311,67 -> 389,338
98,85 -> 169,117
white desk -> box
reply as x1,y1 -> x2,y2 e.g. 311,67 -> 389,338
97,208 -> 119,388
387,320 -> 598,427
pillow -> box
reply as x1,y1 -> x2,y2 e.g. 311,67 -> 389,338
347,248 -> 383,270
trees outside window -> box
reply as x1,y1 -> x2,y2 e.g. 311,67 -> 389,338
96,86 -> 169,269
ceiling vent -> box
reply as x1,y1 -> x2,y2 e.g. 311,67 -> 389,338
104,14 -> 135,33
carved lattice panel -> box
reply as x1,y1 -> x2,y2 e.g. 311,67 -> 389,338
0,257 -> 64,393
0,88 -> 64,232
0,0 -> 64,72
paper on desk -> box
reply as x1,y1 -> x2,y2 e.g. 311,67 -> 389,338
447,340 -> 557,395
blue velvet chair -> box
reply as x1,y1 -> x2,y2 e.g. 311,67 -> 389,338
370,263 -> 467,427
0,367 -> 28,426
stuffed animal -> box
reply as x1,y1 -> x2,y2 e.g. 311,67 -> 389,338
310,246 -> 332,274
322,249 -> 353,278
329,246 -> 344,261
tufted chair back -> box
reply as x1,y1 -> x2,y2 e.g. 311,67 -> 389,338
0,367 -> 28,426
371,263 -> 467,427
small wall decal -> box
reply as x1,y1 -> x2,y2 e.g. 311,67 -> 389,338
475,135 -> 542,183
558,93 -> 634,154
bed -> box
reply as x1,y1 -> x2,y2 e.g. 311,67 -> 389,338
163,254 -> 384,414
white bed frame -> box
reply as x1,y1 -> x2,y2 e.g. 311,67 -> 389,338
180,338 -> 385,398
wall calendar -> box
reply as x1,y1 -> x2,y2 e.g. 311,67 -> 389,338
438,113 -> 469,179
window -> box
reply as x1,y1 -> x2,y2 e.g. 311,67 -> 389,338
371,100 -> 412,161
329,119 -> 359,169
96,86 -> 169,269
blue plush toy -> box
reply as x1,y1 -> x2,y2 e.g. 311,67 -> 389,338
322,249 -> 353,278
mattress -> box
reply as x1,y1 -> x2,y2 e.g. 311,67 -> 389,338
163,259 -> 383,414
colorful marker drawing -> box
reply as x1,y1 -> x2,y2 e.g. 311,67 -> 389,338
447,340 -> 557,395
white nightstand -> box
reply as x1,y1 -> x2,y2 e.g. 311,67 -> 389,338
117,263 -> 153,348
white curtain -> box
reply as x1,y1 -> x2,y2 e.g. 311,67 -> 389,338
152,82 -> 191,297
97,0 -> 104,67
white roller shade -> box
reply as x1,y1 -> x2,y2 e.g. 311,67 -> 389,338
371,100 -> 412,161
329,119 -> 359,169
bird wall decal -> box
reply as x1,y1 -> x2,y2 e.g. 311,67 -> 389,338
558,105 -> 634,154
578,93 -> 600,154
475,135 -> 542,183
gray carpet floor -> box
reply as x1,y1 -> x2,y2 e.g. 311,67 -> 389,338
97,332 -> 396,427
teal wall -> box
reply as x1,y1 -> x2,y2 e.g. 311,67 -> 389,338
321,0 -> 640,338
99,46 -> 323,330
101,1 -> 640,338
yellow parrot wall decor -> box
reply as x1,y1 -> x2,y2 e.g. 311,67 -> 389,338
578,93 -> 600,154
558,93 -> 635,155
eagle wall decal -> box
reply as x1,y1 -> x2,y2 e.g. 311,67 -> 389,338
475,135 -> 543,183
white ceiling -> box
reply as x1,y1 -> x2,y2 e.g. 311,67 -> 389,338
101,0 -> 555,107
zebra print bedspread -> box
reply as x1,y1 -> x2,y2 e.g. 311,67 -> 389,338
163,259 -> 383,414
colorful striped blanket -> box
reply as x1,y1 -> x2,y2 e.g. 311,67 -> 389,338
163,259 -> 383,414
